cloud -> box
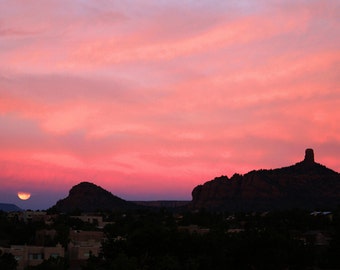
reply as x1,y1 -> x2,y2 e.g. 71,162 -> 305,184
0,0 -> 339,206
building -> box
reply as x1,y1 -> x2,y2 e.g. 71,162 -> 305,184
70,215 -> 113,229
178,225 -> 210,234
0,244 -> 64,270
68,229 -> 105,269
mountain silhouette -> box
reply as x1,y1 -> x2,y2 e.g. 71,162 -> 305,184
190,149 -> 340,211
0,203 -> 22,212
52,182 -> 137,213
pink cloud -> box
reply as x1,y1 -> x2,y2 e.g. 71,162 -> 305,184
0,1 -> 339,208
70,6 -> 310,67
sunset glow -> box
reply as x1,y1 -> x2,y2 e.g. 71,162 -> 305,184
1,1 -> 339,209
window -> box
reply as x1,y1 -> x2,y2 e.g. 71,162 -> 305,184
29,253 -> 43,260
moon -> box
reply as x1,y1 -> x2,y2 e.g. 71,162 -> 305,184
17,192 -> 31,200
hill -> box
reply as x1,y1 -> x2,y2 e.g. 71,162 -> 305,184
133,201 -> 190,208
190,149 -> 340,211
0,203 -> 22,212
51,182 -> 138,213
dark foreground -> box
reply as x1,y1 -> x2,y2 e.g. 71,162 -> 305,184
1,207 -> 340,270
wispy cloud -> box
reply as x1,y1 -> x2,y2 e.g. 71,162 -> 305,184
0,0 -> 339,208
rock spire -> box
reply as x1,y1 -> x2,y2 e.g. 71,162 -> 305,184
304,148 -> 315,164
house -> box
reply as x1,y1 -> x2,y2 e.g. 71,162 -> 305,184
70,215 -> 113,228
178,225 -> 210,234
0,244 -> 64,270
68,229 -> 105,269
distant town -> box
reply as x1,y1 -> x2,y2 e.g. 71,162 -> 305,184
1,206 -> 340,269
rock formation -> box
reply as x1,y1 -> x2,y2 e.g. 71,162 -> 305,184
190,149 -> 340,211
52,182 -> 137,213
304,148 -> 315,164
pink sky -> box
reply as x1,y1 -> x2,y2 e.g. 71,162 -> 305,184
1,0 -> 339,209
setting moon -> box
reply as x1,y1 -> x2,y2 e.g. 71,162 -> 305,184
17,192 -> 31,200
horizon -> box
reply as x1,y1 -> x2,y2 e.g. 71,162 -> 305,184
2,148 -> 339,210
1,1 -> 339,210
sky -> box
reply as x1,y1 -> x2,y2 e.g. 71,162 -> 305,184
0,0 -> 339,210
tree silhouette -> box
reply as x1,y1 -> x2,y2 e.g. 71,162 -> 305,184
0,250 -> 17,270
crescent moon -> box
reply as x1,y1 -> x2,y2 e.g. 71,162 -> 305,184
17,192 -> 31,200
